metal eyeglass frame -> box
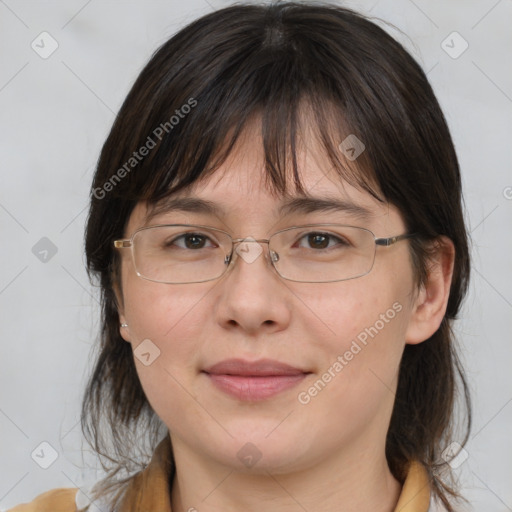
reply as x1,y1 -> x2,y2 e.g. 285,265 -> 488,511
113,223 -> 415,284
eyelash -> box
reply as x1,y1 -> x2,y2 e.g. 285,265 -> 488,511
294,232 -> 350,250
167,233 -> 217,249
166,231 -> 350,251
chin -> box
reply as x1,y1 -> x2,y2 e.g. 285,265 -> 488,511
204,428 -> 311,474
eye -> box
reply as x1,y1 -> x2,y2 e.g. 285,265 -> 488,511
296,232 -> 350,250
167,232 -> 217,250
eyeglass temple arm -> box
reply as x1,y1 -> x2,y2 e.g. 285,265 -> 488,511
114,240 -> 132,248
375,233 -> 414,247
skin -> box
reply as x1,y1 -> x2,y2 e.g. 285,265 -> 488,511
115,121 -> 454,512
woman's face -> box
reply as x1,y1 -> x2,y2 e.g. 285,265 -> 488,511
117,124 -> 420,474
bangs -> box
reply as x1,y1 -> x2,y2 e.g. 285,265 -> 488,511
146,95 -> 383,208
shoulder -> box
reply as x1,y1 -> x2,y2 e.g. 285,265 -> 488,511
6,488 -> 79,512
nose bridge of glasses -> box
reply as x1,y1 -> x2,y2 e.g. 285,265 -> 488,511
231,237 -> 270,244
227,237 -> 280,266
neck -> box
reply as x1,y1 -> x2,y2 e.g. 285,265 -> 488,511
169,437 -> 401,512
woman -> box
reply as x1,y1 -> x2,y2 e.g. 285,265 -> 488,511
10,2 -> 471,511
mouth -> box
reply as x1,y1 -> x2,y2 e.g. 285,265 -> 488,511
202,358 -> 312,401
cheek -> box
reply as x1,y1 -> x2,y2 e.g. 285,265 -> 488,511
120,269 -> 215,381
293,292 -> 407,444
122,266 -> 208,342
292,278 -> 409,408
293,277 -> 408,353
121,277 -> 214,425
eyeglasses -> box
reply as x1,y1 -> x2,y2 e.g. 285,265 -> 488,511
113,224 -> 414,284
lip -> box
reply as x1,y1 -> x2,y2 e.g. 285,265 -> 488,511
202,358 -> 311,401
203,358 -> 307,376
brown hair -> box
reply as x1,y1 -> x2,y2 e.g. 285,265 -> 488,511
82,2 -> 471,509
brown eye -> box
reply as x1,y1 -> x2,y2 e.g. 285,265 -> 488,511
183,234 -> 208,249
297,232 -> 349,250
307,233 -> 329,249
167,233 -> 215,250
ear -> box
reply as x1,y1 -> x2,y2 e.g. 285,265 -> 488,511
405,236 -> 455,345
112,275 -> 132,344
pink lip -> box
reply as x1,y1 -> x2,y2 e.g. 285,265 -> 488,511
202,358 -> 310,401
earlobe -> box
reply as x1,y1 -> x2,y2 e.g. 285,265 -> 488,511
117,304 -> 132,343
405,237 -> 455,345
119,319 -> 132,343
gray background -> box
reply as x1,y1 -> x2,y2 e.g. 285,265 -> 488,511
0,0 -> 511,510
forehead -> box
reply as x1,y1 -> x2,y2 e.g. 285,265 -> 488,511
145,165 -> 382,221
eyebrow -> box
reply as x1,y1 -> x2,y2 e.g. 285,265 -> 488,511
145,195 -> 374,224
277,196 -> 374,220
145,197 -> 226,224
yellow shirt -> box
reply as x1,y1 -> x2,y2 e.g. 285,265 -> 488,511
8,436 -> 431,511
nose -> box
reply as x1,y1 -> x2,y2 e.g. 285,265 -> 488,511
213,238 -> 292,335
